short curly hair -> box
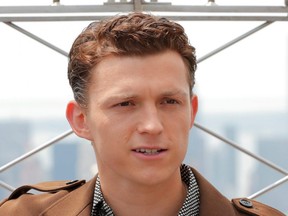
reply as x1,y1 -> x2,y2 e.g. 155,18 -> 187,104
68,12 -> 197,107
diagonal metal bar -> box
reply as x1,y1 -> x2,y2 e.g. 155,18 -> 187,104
194,122 -> 288,175
0,180 -> 15,192
248,175 -> 288,199
4,22 -> 68,57
197,21 -> 274,63
0,129 -> 73,173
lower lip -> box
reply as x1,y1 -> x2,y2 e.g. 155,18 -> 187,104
131,150 -> 167,160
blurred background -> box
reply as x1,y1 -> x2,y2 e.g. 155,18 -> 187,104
0,0 -> 287,214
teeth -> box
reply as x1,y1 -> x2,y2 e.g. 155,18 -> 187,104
135,148 -> 160,155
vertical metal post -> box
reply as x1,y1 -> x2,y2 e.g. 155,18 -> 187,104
207,0 -> 216,6
52,0 -> 60,6
133,0 -> 142,11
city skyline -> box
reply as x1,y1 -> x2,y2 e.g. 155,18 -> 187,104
1,111 -> 287,213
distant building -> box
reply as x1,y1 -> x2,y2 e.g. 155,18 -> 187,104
0,120 -> 31,199
185,128 -> 206,171
52,138 -> 96,181
251,137 -> 288,213
207,125 -> 238,198
52,142 -> 78,180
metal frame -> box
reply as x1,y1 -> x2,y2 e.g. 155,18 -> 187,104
1,0 -> 288,205
1,2 -> 288,22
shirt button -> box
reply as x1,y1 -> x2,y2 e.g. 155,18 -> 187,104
239,199 -> 253,208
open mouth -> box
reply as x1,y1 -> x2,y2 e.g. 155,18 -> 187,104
133,148 -> 166,155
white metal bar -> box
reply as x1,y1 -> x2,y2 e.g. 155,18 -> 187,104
0,180 -> 15,192
248,175 -> 288,199
197,21 -> 273,63
1,16 -> 288,22
194,122 -> 288,175
1,5 -> 288,22
0,5 -> 133,13
0,130 -> 73,173
0,5 -> 287,14
4,22 -> 68,57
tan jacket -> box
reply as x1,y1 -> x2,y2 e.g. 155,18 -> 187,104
0,168 -> 285,216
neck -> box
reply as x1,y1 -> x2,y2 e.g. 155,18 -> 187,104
99,168 -> 187,216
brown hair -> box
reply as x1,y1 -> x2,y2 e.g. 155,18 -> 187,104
68,12 -> 197,107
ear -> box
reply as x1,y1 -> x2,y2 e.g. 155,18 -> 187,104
190,94 -> 198,128
66,100 -> 93,141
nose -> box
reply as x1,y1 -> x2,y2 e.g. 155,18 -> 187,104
137,105 -> 163,135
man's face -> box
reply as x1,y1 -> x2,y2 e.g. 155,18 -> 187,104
83,50 -> 197,185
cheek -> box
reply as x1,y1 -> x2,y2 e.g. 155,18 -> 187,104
170,114 -> 191,147
172,111 -> 191,131
92,120 -> 132,151
93,124 -> 133,169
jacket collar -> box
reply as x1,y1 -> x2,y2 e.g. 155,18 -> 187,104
44,167 -> 243,216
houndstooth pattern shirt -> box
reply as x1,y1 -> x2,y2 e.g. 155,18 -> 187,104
91,164 -> 200,216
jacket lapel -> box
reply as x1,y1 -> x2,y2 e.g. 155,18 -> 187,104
191,168 -> 245,216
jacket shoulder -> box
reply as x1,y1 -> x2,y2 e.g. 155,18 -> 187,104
0,179 -> 86,215
232,198 -> 285,216
189,166 -> 285,216
7,179 -> 86,200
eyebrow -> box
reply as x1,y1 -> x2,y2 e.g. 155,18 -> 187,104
160,89 -> 189,98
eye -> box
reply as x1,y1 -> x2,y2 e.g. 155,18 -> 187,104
163,98 -> 179,105
117,101 -> 134,107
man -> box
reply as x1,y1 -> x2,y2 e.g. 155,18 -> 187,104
0,12 -> 285,216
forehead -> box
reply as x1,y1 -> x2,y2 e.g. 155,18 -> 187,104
88,50 -> 190,98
